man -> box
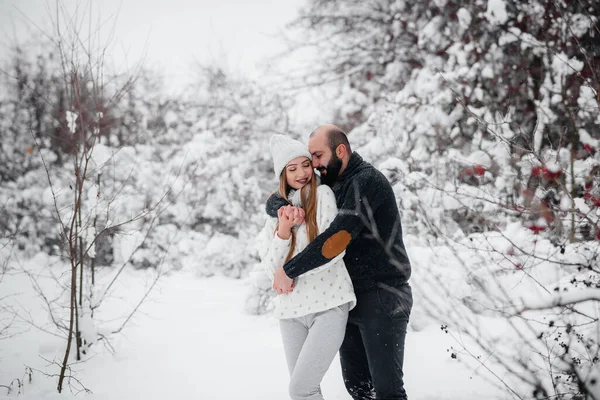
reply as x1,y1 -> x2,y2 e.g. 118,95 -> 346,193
266,124 -> 413,400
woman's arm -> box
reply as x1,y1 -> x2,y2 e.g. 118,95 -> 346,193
257,218 -> 292,281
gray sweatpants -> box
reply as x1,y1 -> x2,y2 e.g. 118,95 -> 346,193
279,303 -> 350,400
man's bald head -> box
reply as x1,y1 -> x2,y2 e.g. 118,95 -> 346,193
310,124 -> 352,155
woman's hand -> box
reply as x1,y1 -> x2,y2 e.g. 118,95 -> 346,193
277,206 -> 305,239
277,206 -> 295,239
287,206 -> 305,225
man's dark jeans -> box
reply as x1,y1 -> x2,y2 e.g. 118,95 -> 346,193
340,282 -> 413,400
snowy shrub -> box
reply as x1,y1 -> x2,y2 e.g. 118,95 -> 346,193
244,262 -> 275,316
290,0 -> 600,396
147,65 -> 294,277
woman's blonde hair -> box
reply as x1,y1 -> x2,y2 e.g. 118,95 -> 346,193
275,163 -> 318,263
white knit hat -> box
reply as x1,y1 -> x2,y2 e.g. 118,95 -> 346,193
269,134 -> 312,179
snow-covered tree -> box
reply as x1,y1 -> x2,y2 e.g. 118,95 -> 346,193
288,0 -> 600,397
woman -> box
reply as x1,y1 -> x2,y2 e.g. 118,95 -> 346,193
259,134 -> 356,400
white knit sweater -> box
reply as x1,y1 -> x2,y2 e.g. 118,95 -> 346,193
257,185 -> 356,319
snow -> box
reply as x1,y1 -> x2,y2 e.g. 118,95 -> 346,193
0,260 -> 504,400
552,53 -> 584,76
545,161 -> 561,173
467,150 -> 493,168
66,111 -> 78,134
579,129 -> 599,149
1,0 -> 599,398
485,0 -> 508,25
560,194 -> 572,211
456,8 -> 472,30
419,16 -> 444,46
570,13 -> 596,38
520,287 -> 600,311
116,230 -> 145,264
481,65 -> 494,79
90,144 -> 114,170
498,29 -> 519,46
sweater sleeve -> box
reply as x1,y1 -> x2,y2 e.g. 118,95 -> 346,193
303,185 -> 346,276
283,171 -> 385,279
257,218 -> 292,281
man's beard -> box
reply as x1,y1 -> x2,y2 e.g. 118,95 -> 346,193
318,154 -> 343,186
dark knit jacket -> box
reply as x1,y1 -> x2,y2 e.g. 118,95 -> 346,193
265,152 -> 411,293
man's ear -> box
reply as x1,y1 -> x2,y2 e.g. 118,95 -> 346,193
336,144 -> 348,159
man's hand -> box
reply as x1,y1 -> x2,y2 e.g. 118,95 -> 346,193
273,266 -> 294,295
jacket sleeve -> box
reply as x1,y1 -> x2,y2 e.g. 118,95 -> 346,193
265,192 -> 290,218
303,185 -> 345,276
257,218 -> 292,281
283,172 -> 385,279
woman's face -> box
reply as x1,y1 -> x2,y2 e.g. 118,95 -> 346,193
285,156 -> 313,190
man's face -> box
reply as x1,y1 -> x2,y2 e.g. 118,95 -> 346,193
308,133 -> 342,186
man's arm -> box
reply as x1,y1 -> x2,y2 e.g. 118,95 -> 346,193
283,175 -> 384,279
265,192 -> 289,218
303,185 -> 346,276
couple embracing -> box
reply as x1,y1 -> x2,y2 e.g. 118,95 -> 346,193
259,124 -> 413,400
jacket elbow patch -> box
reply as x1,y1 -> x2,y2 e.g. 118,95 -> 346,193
322,230 -> 351,259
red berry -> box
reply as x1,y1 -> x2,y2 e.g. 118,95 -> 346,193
542,165 -> 561,180
474,165 -> 485,176
528,225 -> 546,234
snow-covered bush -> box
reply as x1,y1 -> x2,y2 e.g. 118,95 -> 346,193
143,65 -> 295,277
289,0 -> 600,396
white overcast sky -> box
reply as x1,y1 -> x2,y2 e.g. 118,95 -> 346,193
0,0 -> 305,89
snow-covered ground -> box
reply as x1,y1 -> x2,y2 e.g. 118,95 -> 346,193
0,261 -> 508,400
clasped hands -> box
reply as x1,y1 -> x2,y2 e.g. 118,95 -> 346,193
273,205 -> 305,295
